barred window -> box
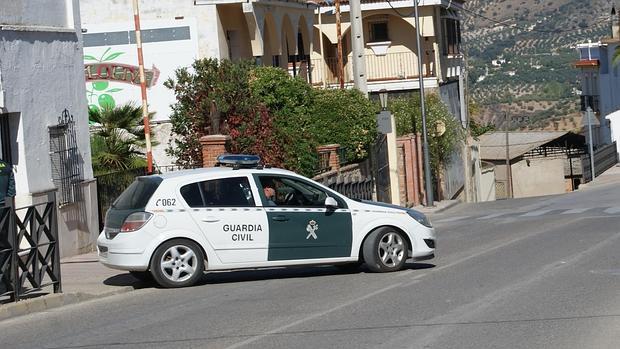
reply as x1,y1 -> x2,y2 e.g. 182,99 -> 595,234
49,110 -> 83,206
442,9 -> 462,55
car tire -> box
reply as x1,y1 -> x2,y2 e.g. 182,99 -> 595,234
150,239 -> 205,288
129,271 -> 152,282
362,227 -> 408,273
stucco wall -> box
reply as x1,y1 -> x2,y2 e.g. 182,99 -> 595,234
511,158 -> 566,198
1,0 -> 97,257
479,165 -> 496,202
80,0 -> 224,59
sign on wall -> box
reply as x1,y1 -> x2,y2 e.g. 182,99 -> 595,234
82,19 -> 199,122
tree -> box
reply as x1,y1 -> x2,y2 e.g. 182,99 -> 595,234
164,58 -> 255,167
89,103 -> 155,175
390,94 -> 464,176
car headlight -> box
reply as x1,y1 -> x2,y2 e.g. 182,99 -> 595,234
407,210 -> 432,228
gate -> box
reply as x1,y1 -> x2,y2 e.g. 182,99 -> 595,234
374,134 -> 391,203
0,197 -> 61,303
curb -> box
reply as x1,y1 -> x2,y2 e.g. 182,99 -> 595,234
0,286 -> 134,323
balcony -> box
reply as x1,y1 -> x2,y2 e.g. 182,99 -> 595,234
310,52 -> 435,87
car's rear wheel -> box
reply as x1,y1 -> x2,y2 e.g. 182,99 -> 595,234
150,239 -> 204,288
362,227 -> 408,272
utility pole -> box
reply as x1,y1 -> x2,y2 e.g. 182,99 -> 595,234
335,0 -> 344,89
459,65 -> 472,202
350,0 -> 368,95
414,0 -> 434,206
505,112 -> 513,198
586,107 -> 596,181
132,0 -> 153,174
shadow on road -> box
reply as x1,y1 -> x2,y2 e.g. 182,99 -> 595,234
102,262 -> 437,289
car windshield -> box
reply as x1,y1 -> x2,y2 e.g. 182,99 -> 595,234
112,176 -> 163,210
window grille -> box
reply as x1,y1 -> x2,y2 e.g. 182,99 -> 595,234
49,109 -> 83,206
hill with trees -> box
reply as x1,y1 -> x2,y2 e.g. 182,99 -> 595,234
463,0 -> 612,130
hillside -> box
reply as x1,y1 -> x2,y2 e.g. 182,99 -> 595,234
463,0 -> 611,131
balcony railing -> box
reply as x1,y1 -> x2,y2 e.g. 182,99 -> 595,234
311,52 -> 434,86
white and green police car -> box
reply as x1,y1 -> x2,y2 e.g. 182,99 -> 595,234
98,155 -> 435,288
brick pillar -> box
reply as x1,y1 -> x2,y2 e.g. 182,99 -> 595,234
317,144 -> 341,172
200,135 -> 231,167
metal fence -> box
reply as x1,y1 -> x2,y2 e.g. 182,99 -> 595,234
322,176 -> 374,201
0,197 -> 61,303
581,142 -> 618,183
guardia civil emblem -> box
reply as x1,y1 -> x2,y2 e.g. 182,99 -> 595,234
306,220 -> 319,240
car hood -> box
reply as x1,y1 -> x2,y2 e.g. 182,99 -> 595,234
358,200 -> 423,214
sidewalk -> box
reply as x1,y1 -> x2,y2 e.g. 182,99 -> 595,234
0,252 -> 143,322
411,199 -> 460,215
579,164 -> 620,190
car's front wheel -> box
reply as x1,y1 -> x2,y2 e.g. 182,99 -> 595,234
362,227 -> 408,272
150,239 -> 205,288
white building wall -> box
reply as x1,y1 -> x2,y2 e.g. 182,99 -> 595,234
79,0 -> 224,60
0,0 -> 98,257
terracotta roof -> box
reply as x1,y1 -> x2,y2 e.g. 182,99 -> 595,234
575,59 -> 600,68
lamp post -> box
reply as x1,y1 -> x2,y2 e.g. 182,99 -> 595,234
413,0 -> 434,206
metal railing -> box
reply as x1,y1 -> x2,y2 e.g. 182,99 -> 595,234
316,151 -> 332,175
323,176 -> 374,201
0,197 -> 61,303
311,52 -> 432,86
581,142 -> 618,183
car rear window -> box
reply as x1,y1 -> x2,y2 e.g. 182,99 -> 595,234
112,176 -> 163,210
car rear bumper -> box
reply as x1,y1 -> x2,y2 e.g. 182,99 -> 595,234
97,233 -> 150,271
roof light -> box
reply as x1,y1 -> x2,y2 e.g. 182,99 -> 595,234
216,154 -> 262,169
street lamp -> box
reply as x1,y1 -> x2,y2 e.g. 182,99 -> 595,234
413,0 -> 434,206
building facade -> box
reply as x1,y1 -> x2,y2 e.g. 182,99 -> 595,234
0,0 -> 98,257
574,8 -> 620,147
311,0 -> 464,117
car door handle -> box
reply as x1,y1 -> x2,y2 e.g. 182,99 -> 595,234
202,217 -> 220,223
271,215 -> 289,222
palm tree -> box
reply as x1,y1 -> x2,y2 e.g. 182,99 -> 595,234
89,103 -> 156,175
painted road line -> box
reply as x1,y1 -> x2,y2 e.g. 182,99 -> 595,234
561,208 -> 591,215
520,209 -> 554,217
604,207 -> 620,214
435,216 -> 470,223
477,212 -> 508,220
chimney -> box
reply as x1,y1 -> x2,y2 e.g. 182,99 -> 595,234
613,6 -> 620,39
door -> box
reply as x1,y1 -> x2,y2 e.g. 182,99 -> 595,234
181,176 -> 269,264
254,174 -> 352,261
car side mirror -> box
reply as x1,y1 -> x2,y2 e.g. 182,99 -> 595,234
324,196 -> 338,209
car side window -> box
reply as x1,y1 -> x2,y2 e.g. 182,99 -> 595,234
180,177 -> 255,207
257,175 -> 332,207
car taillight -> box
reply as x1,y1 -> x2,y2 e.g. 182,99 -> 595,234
120,212 -> 153,232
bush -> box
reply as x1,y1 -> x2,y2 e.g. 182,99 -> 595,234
390,93 -> 463,175
308,88 -> 378,161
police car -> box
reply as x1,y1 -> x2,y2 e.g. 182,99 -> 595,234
98,155 -> 435,288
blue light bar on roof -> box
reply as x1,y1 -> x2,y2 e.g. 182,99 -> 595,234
216,154 -> 261,167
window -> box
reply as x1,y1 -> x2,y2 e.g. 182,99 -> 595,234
0,115 -> 12,163
369,21 -> 389,43
257,175 -> 339,208
49,110 -> 84,206
180,177 -> 255,208
442,9 -> 462,55
113,177 -> 162,210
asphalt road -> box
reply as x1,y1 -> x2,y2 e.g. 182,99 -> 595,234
2,182 -> 620,349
